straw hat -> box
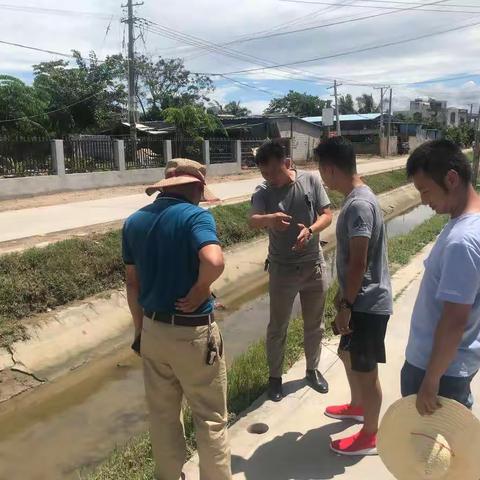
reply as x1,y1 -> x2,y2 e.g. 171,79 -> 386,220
145,158 -> 218,202
378,395 -> 480,480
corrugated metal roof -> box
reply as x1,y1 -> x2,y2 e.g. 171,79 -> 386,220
302,113 -> 382,123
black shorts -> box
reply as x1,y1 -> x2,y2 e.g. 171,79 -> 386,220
338,311 -> 390,373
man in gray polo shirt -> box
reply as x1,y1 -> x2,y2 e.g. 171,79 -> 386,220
249,140 -> 333,402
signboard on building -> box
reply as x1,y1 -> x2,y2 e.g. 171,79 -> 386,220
322,107 -> 334,127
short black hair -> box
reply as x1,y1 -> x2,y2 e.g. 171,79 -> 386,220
314,136 -> 356,175
406,140 -> 472,188
255,139 -> 286,165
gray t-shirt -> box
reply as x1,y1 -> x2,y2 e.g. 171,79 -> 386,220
336,185 -> 393,315
251,170 -> 330,264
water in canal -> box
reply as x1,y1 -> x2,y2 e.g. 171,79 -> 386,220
0,204 -> 434,480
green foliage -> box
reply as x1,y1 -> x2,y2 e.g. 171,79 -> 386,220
135,55 -> 214,120
443,124 -> 475,147
338,94 -> 356,114
0,75 -> 50,137
264,90 -> 330,117
356,93 -> 378,114
33,51 -> 126,136
163,104 -> 225,140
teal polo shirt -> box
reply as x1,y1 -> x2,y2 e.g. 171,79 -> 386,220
122,195 -> 220,315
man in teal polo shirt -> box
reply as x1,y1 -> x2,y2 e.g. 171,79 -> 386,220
122,159 -> 231,480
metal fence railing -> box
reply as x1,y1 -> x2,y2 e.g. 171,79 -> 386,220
0,137 -> 53,177
64,138 -> 115,173
240,138 -> 266,168
172,138 -> 203,163
124,137 -> 165,169
209,139 -> 236,164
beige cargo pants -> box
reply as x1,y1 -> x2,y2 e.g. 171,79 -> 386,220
267,258 -> 328,378
141,316 -> 231,480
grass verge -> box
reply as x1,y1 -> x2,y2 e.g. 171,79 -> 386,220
0,168 -> 408,348
86,211 -> 447,480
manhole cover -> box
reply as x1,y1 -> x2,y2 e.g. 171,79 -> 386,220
247,423 -> 269,434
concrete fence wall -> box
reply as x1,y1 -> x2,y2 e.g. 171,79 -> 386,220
0,139 -> 243,201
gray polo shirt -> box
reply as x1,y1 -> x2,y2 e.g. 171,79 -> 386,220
251,170 -> 330,264
336,185 -> 393,315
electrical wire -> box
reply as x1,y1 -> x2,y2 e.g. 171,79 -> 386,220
204,0 -> 451,45
280,0 -> 480,11
211,17 -> 480,75
0,3 -> 120,20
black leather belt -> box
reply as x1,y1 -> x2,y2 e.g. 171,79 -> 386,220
145,311 -> 212,327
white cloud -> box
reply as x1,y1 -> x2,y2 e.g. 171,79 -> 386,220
242,99 -> 271,115
2,0 -> 480,110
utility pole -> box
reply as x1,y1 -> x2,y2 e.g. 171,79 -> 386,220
376,86 -> 389,157
327,80 -> 342,136
334,80 -> 341,136
386,88 -> 393,156
122,0 -> 144,142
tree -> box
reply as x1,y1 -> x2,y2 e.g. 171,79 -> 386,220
356,94 -> 378,114
163,104 -> 225,140
443,124 -> 475,147
33,51 -> 126,136
135,55 -> 214,120
207,100 -> 251,117
338,94 -> 356,114
264,90 -> 329,117
0,75 -> 49,136
224,101 -> 251,117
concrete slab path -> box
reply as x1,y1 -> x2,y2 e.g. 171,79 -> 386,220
0,157 -> 406,244
184,245 -> 480,479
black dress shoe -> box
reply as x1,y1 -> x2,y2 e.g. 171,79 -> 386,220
306,369 -> 329,394
268,376 -> 283,402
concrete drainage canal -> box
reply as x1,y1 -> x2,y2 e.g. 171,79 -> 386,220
0,204 -> 433,479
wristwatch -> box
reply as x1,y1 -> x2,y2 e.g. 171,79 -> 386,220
338,298 -> 354,311
308,227 -> 313,236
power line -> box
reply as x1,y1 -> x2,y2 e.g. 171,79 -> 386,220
186,0 -> 452,45
279,0 -> 480,14
213,17 -> 480,75
0,3 -> 120,20
0,40 -> 75,59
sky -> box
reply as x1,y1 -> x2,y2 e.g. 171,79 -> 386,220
2,0 -> 480,115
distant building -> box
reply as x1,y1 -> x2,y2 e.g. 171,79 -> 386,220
405,98 -> 469,127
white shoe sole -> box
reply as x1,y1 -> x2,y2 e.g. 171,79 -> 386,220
324,411 -> 364,422
330,444 -> 378,456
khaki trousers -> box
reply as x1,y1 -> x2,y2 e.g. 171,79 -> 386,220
267,259 -> 328,378
141,316 -> 231,480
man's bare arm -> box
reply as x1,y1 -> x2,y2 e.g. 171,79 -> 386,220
311,207 -> 333,234
249,212 -> 292,231
417,302 -> 471,415
344,236 -> 369,304
125,265 -> 143,333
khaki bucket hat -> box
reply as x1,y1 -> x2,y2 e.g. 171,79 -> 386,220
145,158 -> 218,202
378,395 -> 480,480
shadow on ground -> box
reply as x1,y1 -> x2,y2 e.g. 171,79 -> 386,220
232,421 -> 362,480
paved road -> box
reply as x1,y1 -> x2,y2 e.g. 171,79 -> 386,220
0,157 -> 406,244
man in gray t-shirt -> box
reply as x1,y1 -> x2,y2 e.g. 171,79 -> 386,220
315,137 -> 392,457
249,140 -> 333,402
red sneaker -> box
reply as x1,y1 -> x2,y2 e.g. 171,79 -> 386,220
330,429 -> 377,456
324,404 -> 364,422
